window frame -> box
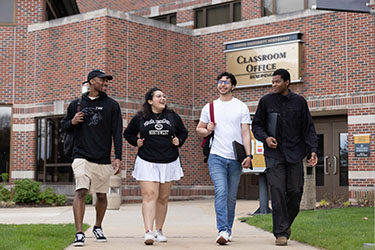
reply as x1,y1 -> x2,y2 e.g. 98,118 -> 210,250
194,1 -> 241,29
151,12 -> 177,25
0,0 -> 16,26
35,115 -> 73,184
263,0 -> 309,16
0,105 -> 12,182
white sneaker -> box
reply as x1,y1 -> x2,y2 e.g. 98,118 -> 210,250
144,231 -> 155,245
228,234 -> 232,242
154,230 -> 168,242
216,231 -> 229,245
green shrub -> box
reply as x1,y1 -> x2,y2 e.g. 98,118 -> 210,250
55,194 -> 66,206
343,200 -> 351,207
13,179 -> 41,204
39,188 -> 67,206
1,173 -> 8,183
39,188 -> 56,205
319,199 -> 328,207
85,194 -> 92,204
0,184 -> 11,202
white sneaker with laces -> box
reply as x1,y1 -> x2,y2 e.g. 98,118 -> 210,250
92,227 -> 107,242
154,230 -> 167,242
216,231 -> 229,245
73,232 -> 85,247
144,231 -> 155,245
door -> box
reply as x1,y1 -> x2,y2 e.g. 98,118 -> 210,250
314,116 -> 348,201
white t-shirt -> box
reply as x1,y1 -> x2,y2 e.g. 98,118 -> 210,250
200,97 -> 251,160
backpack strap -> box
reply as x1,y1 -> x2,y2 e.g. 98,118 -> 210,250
209,102 -> 214,123
210,101 -> 215,123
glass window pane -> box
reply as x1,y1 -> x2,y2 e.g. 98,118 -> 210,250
339,133 -> 348,186
207,5 -> 230,27
195,10 -> 204,28
153,13 -> 177,25
316,134 -> 324,186
277,0 -> 304,14
154,16 -> 167,23
0,106 -> 11,182
36,119 -> 45,182
46,166 -> 74,183
170,15 -> 177,25
234,2 -> 241,22
264,0 -> 274,16
36,116 -> 72,183
0,0 -> 14,23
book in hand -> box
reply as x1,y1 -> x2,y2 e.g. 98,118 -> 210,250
267,112 -> 280,138
232,141 -> 253,169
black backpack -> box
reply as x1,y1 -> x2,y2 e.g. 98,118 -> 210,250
63,99 -> 81,158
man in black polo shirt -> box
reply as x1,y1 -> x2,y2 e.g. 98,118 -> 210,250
252,68 -> 318,246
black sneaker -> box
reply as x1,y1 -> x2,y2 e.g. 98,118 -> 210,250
73,232 -> 85,247
93,226 -> 107,242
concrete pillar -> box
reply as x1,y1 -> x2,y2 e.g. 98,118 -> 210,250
107,175 -> 122,210
300,160 -> 316,210
251,173 -> 272,215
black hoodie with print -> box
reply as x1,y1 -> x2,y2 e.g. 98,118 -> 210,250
61,92 -> 123,164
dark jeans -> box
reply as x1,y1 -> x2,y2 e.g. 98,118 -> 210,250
265,157 -> 304,238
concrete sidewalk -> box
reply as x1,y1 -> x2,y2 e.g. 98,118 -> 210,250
0,199 -> 321,250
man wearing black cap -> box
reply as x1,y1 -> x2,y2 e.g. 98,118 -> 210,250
61,69 -> 123,247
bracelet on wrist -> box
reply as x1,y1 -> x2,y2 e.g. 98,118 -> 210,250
247,154 -> 253,159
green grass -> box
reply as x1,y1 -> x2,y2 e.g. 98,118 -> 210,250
0,224 -> 90,250
241,207 -> 374,250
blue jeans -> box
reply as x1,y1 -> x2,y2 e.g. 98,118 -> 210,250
208,154 -> 242,235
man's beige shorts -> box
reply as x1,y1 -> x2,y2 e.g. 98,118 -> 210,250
72,158 -> 114,194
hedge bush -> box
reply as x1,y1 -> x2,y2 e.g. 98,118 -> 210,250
13,179 -> 41,204
0,179 -> 67,206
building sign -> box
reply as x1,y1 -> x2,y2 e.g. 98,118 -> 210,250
225,32 -> 303,88
354,134 -> 370,157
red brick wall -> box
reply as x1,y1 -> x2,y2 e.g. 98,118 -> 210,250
348,107 -> 375,190
76,0 -> 184,14
242,0 -> 262,20
26,15 -> 212,187
2,1 -> 374,200
192,11 -> 375,200
0,0 -> 44,174
193,12 -> 375,105
76,0 -> 259,28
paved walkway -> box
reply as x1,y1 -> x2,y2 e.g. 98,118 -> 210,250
0,199 -> 322,250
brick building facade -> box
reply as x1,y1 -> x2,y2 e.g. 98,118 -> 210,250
0,0 -> 374,203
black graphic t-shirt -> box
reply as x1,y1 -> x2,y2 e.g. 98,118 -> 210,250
124,111 -> 188,163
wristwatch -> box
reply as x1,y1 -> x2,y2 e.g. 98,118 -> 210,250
247,154 -> 253,159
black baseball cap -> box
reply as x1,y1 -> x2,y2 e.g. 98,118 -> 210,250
83,69 -> 113,84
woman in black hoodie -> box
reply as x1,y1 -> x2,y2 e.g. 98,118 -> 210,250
124,87 -> 188,245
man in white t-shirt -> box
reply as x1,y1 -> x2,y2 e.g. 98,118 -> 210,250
196,72 -> 252,245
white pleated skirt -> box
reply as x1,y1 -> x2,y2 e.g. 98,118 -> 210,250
132,156 -> 184,183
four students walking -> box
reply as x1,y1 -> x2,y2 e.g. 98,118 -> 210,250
64,68 -> 317,247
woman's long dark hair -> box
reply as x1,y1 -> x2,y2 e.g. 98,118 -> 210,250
137,87 -> 172,119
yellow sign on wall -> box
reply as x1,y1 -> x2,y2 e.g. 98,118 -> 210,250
354,134 -> 370,157
225,32 -> 303,88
